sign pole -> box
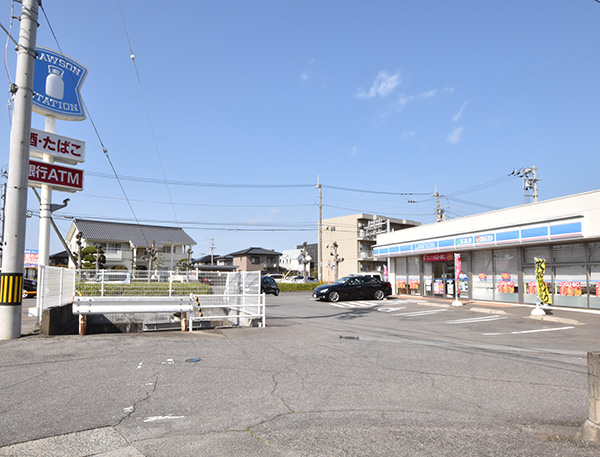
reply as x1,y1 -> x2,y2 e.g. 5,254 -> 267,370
38,117 -> 56,267
451,253 -> 463,307
0,0 -> 40,340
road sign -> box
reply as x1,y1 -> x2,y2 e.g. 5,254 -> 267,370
28,160 -> 84,192
30,128 -> 85,164
32,47 -> 88,121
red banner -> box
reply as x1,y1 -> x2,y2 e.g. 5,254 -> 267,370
28,160 -> 84,191
422,253 -> 454,262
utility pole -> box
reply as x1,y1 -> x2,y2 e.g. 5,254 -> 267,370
511,166 -> 540,204
432,185 -> 446,222
316,177 -> 323,282
0,0 -> 40,340
208,238 -> 215,265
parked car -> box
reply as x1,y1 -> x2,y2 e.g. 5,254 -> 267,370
85,271 -> 131,284
268,273 -> 284,282
23,278 -> 37,299
283,275 -> 319,283
261,275 -> 280,296
312,275 -> 392,302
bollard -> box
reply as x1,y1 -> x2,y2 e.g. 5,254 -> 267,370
578,352 -> 600,441
79,314 -> 86,336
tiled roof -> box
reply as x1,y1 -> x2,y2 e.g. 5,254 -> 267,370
228,247 -> 282,256
72,219 -> 196,247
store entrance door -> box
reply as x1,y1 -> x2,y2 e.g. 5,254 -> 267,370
432,261 -> 455,298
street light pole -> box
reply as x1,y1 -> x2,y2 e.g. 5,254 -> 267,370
0,0 -> 40,340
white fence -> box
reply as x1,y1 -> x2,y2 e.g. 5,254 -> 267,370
35,265 -> 77,323
189,292 -> 266,330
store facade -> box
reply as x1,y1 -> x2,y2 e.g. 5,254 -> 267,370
373,190 -> 600,309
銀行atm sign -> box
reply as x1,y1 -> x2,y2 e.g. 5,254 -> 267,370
28,160 -> 83,192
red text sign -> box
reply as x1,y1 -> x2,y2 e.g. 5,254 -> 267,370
28,160 -> 84,192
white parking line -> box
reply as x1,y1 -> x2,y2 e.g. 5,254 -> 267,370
447,316 -> 508,324
482,326 -> 575,336
393,309 -> 448,317
329,301 -> 374,308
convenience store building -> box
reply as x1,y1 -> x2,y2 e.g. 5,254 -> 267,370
373,190 -> 600,309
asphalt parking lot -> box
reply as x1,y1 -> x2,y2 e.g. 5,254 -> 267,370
2,294 -> 600,456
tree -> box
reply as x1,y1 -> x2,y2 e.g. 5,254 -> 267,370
74,245 -> 106,271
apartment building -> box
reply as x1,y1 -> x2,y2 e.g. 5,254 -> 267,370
322,213 -> 420,281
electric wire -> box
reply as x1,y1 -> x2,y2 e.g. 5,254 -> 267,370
117,0 -> 179,226
322,184 -> 430,196
81,193 -> 314,208
38,3 -> 150,247
86,170 -> 314,188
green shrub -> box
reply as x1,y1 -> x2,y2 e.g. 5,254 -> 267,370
76,281 -> 212,297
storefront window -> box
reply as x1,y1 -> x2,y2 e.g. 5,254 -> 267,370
522,267 -> 540,305
395,257 -> 407,294
423,262 -> 433,296
472,250 -> 493,300
494,248 -> 518,303
553,265 -> 587,308
553,243 -> 585,263
523,246 -> 551,266
589,265 -> 600,310
407,256 -> 420,295
589,242 -> 600,262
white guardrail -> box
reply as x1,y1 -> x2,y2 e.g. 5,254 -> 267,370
72,292 -> 266,335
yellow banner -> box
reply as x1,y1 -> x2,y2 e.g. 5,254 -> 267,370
535,258 -> 552,305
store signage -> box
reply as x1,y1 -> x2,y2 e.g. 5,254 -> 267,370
475,234 -> 495,244
422,253 -> 454,262
30,128 -> 85,164
559,281 -> 582,296
24,249 -> 39,267
32,47 -> 88,121
28,160 -> 84,192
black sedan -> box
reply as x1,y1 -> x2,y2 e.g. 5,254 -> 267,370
23,278 -> 37,299
261,275 -> 280,296
312,275 -> 392,302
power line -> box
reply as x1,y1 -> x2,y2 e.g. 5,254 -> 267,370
117,0 -> 179,226
85,171 -> 314,188
81,193 -> 315,208
38,3 -> 150,246
322,184 -> 430,196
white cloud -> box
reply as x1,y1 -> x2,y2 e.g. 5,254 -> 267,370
300,59 -> 315,82
447,126 -> 464,144
356,71 -> 400,99
452,101 -> 468,122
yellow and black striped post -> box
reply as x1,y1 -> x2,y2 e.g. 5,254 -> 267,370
0,273 -> 23,306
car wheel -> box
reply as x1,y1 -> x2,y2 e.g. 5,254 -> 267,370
374,289 -> 385,300
328,291 -> 340,302
274,289 -> 279,296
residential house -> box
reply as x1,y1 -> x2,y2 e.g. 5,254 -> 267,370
228,247 -> 282,273
65,219 -> 196,271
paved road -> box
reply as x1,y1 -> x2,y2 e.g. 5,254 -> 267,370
1,293 -> 600,456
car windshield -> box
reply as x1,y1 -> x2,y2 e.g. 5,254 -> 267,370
333,277 -> 351,285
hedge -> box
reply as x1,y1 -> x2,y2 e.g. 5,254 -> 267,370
76,282 -> 212,297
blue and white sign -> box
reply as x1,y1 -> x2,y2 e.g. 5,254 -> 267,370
32,47 -> 88,121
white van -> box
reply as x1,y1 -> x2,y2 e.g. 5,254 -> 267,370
86,271 -> 131,284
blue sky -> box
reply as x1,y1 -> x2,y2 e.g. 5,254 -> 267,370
2,0 -> 600,259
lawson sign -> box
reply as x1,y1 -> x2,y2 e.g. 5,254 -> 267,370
32,47 -> 88,121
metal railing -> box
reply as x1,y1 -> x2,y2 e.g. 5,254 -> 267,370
189,293 -> 266,330
35,265 -> 77,324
